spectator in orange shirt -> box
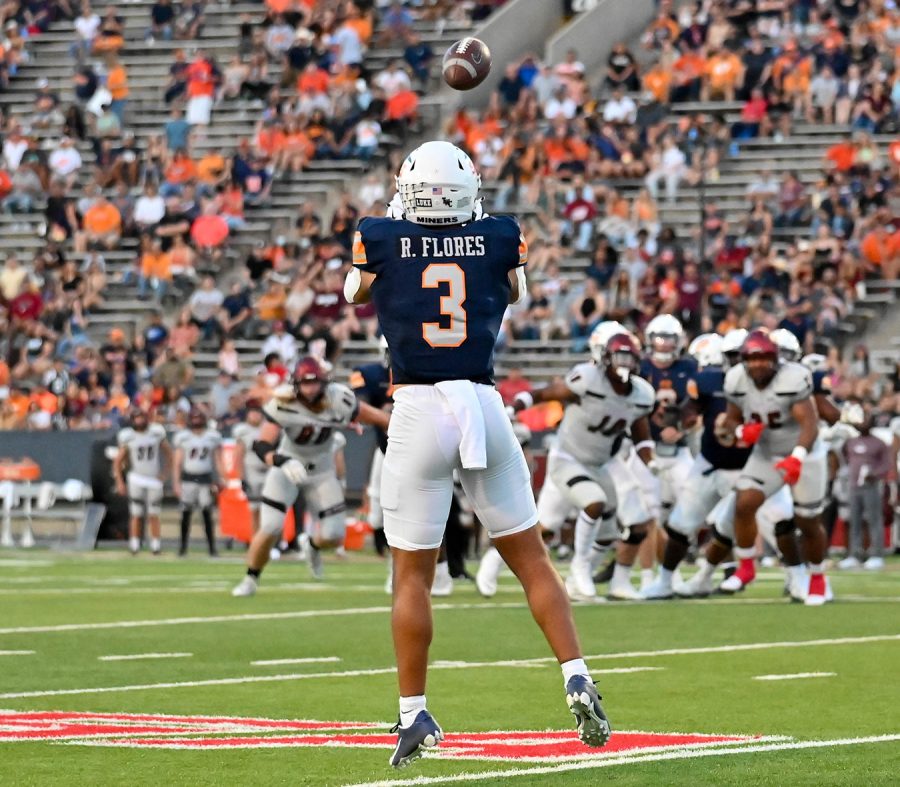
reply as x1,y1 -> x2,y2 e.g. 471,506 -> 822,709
139,237 -> 172,301
861,221 -> 897,279
642,61 -> 672,103
81,194 -> 121,250
161,148 -> 197,197
671,45 -> 705,102
296,61 -> 330,94
106,56 -> 129,124
824,134 -> 857,173
280,119 -> 314,174
702,47 -> 743,101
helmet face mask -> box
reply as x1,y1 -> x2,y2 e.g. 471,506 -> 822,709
396,140 -> 481,226
604,333 -> 641,384
645,314 -> 684,367
741,331 -> 779,387
293,357 -> 328,405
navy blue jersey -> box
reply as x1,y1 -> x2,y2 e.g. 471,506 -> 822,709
811,369 -> 830,396
687,366 -> 751,470
640,356 -> 698,447
349,362 -> 391,452
353,215 -> 526,385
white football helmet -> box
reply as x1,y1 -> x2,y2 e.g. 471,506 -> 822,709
771,328 -> 802,362
840,401 -> 866,427
802,353 -> 829,373
688,333 -> 724,369
395,140 -> 481,225
645,314 -> 684,366
721,328 -> 748,368
589,320 -> 636,364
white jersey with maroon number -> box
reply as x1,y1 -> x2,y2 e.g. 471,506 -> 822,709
118,423 -> 167,477
262,382 -> 359,463
554,362 -> 655,467
173,428 -> 222,476
724,361 -> 813,458
232,421 -> 268,480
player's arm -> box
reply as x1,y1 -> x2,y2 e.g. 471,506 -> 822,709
213,443 -> 226,487
631,415 -> 656,467
814,392 -> 841,426
512,380 -> 579,411
159,439 -> 173,484
334,445 -> 346,484
507,266 -> 527,305
344,267 -> 375,304
233,436 -> 246,479
791,397 -> 819,453
714,401 -> 744,447
172,445 -> 184,498
355,400 -> 390,432
113,444 -> 128,496
251,420 -> 283,467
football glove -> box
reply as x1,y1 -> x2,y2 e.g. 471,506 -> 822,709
280,459 -> 308,485
775,455 -> 802,485
736,421 -> 765,446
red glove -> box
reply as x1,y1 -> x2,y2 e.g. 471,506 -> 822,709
736,421 -> 765,446
775,455 -> 802,485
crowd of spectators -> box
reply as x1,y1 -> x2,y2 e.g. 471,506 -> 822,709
0,0 -> 511,430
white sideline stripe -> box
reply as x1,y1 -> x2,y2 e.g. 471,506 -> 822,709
753,672 -> 837,681
0,602 -> 527,635
0,650 -> 34,656
98,653 -> 193,662
251,657 -> 342,666
343,734 -> 900,787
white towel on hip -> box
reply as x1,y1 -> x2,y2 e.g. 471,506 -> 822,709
434,380 -> 487,470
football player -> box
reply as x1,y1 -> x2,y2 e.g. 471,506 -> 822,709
345,140 -> 610,768
113,409 -> 172,555
232,400 -> 268,534
717,331 -> 830,605
511,333 -> 656,602
231,356 -> 389,596
172,408 -> 224,556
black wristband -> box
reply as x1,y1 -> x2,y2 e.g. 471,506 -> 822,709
272,454 -> 291,467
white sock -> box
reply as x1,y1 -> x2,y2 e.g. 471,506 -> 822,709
574,511 -> 598,562
129,537 -> 140,553
788,564 -> 807,578
657,567 -> 673,587
808,562 -> 824,575
611,563 -> 632,587
734,546 -> 756,560
561,657 -> 590,686
640,568 -> 654,586
590,541 -> 610,570
150,538 -> 161,553
399,694 -> 426,728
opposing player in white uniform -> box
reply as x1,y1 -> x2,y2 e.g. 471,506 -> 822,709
512,333 -> 656,601
716,331 -> 830,605
172,408 -> 224,556
232,400 -> 268,534
231,357 -> 389,596
113,409 -> 172,555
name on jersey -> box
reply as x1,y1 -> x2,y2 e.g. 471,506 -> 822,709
399,235 -> 486,259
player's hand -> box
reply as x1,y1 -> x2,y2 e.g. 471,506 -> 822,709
659,426 -> 683,444
348,421 -> 364,435
713,413 -> 736,447
513,391 -> 532,412
775,455 -> 802,485
280,459 -> 308,484
736,421 -> 765,446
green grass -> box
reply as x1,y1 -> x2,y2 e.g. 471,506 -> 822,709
0,549 -> 898,785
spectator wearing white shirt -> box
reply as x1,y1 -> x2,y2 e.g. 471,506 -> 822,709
265,15 -> 295,59
262,320 -> 298,367
2,123 -> 28,171
602,86 -> 637,125
331,17 -> 364,67
544,85 -> 577,120
71,2 -> 101,62
48,136 -> 83,188
645,136 -> 687,203
373,60 -> 411,98
134,182 -> 167,233
189,275 -> 225,342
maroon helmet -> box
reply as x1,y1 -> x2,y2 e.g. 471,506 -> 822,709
293,356 -> 328,402
604,333 -> 642,382
741,330 -> 779,386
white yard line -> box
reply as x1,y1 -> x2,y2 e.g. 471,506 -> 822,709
753,672 -> 837,682
98,653 -> 193,662
342,734 -> 900,787
0,650 -> 34,656
251,657 -> 342,666
0,603 -> 528,636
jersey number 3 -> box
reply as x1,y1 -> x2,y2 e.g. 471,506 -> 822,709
422,263 -> 467,348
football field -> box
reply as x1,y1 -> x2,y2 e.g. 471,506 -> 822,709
1,550 -> 898,785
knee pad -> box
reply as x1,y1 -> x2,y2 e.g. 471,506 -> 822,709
711,526 -> 733,549
623,527 -> 648,546
664,524 -> 690,547
774,520 -> 795,537
259,496 -> 287,536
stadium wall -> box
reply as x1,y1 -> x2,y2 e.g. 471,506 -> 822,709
545,0 -> 656,82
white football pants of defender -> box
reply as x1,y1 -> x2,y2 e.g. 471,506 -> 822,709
367,446 -> 385,529
668,454 -> 741,537
651,447 -> 693,525
127,473 -> 163,517
259,466 -> 346,542
536,471 -> 576,534
179,481 -> 214,511
735,439 -> 828,519
606,445 -> 660,528
710,485 -> 794,551
547,453 -> 620,541
382,384 -> 537,551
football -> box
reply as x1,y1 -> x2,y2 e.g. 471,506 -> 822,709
442,37 -> 492,90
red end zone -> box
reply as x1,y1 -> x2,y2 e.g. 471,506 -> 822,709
0,711 -> 769,761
